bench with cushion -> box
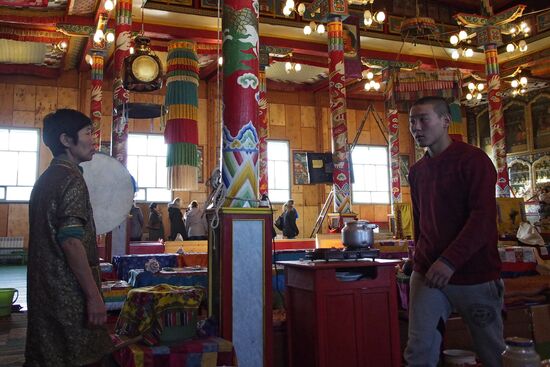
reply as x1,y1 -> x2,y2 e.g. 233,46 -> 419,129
0,237 -> 26,265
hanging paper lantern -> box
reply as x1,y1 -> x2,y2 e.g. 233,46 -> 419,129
164,40 -> 199,191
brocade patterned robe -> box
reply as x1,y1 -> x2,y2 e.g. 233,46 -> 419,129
25,158 -> 113,366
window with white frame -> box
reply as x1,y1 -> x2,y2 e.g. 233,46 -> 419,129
351,145 -> 390,204
267,140 -> 290,203
127,133 -> 171,203
0,128 -> 39,202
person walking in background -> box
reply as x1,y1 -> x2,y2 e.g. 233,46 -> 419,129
281,199 -> 299,239
404,96 -> 504,367
168,197 -> 187,240
26,109 -> 113,366
184,200 -> 208,240
129,201 -> 144,241
147,202 -> 164,241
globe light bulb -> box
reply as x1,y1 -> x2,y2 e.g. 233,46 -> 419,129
506,43 -> 515,53
104,0 -> 114,11
465,48 -> 474,57
316,24 -> 325,34
283,6 -> 291,16
520,77 -> 527,86
374,82 -> 381,91
477,83 -> 484,92
366,71 -> 373,80
364,17 -> 373,26
518,40 -> 527,52
476,93 -> 482,100
364,83 -> 371,91
458,30 -> 467,40
294,63 -> 301,72
468,82 -> 475,91
509,26 -> 517,34
451,50 -> 459,60
285,61 -> 292,72
519,22 -> 527,30
523,26 -> 530,34
218,57 -> 223,65
449,35 -> 459,46
129,46 -> 135,55
520,88 -> 526,94
85,54 -> 93,66
106,31 -> 115,43
511,80 -> 519,88
466,93 -> 472,100
93,29 -> 104,44
297,3 -> 306,16
303,25 -> 312,35
285,0 -> 295,9
375,11 -> 385,23
59,41 -> 68,50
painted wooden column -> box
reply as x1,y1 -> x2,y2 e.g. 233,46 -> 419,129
388,107 -> 401,203
222,0 -> 259,207
90,51 -> 104,152
164,40 -> 200,191
258,45 -> 269,197
327,17 -> 351,213
484,42 -> 510,197
111,0 -> 132,165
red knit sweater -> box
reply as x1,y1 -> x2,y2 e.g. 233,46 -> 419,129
409,140 -> 501,285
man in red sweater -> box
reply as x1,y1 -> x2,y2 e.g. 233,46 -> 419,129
404,97 -> 505,367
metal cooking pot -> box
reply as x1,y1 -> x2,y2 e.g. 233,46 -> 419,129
341,220 -> 378,248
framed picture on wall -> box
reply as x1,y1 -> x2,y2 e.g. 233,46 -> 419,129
197,146 -> 204,183
399,154 -> 410,186
293,151 -> 311,185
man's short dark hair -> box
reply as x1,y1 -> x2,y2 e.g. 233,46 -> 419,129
411,96 -> 451,118
43,109 -> 93,157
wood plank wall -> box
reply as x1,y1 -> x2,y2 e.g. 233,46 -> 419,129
0,70 -> 439,246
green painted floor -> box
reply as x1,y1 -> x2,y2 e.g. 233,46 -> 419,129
0,265 -> 27,311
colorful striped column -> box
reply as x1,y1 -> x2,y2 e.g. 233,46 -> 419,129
164,40 -> 200,191
328,17 -> 351,214
485,44 -> 510,197
258,46 -> 269,197
388,107 -> 401,203
222,0 -> 259,207
111,0 -> 132,165
90,51 -> 104,152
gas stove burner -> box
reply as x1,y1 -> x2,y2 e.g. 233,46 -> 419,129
305,247 -> 380,262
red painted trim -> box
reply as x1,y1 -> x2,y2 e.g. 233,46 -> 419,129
0,64 -> 60,78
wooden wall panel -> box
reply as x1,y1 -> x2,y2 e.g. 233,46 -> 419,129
301,127 -> 317,151
12,111 -> 35,127
0,83 -> 14,124
269,103 -> 285,126
300,106 -> 315,128
269,125 -> 286,139
7,204 -> 28,247
57,87 -> 78,110
198,98 -> 207,146
285,105 -> 301,129
347,109 -> 357,142
35,86 -> 58,125
0,204 -> 8,237
13,85 -> 36,111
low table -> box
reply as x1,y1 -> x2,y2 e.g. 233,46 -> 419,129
128,267 -> 208,288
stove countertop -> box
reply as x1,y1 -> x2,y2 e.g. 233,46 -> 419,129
277,258 -> 401,269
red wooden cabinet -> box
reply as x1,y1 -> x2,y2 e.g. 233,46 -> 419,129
281,260 -> 401,367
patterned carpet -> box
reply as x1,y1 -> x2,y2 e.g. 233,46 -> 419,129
0,312 -> 26,367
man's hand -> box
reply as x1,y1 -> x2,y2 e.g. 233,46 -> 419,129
425,259 -> 455,289
86,293 -> 107,326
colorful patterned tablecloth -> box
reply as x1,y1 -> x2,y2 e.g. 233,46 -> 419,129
102,280 -> 131,311
115,284 -> 205,346
112,335 -> 236,367
113,254 -> 178,280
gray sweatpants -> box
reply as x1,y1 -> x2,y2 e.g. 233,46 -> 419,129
404,271 -> 506,367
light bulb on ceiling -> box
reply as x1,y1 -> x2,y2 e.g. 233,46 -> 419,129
458,30 -> 468,40
104,0 -> 114,11
375,11 -> 385,23
518,40 -> 528,52
316,24 -> 325,34
374,82 -> 381,91
449,35 -> 459,46
477,83 -> 484,92
523,26 -> 530,34
520,88 -> 526,94
218,56 -> 223,65
285,0 -> 295,9
297,3 -> 306,16
511,79 -> 519,88
364,17 -> 373,26
364,83 -> 372,91
369,80 -> 375,87
129,46 -> 134,55
93,29 -> 104,44
468,82 -> 476,92
465,48 -> 474,57
283,6 -> 292,16
58,40 -> 68,50
476,93 -> 482,100
106,31 -> 115,43
85,54 -> 93,66
520,76 -> 527,86
366,71 -> 373,80
519,22 -> 527,30
303,25 -> 312,35
285,61 -> 292,72
451,49 -> 459,60
294,63 -> 302,72
466,93 -> 472,100
509,26 -> 517,34
506,43 -> 515,53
